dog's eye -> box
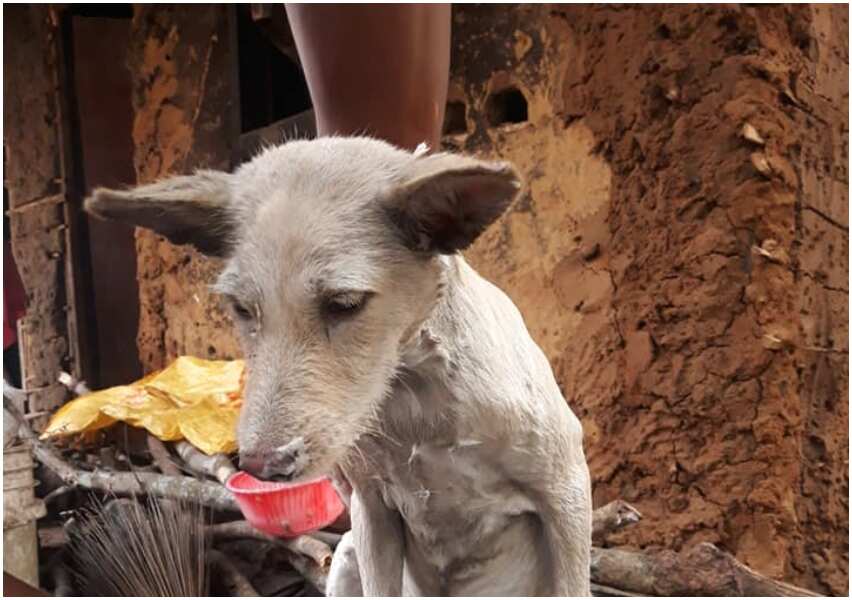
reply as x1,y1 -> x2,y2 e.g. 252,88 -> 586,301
230,300 -> 254,321
323,292 -> 371,318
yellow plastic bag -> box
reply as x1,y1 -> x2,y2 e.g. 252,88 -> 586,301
41,356 -> 245,455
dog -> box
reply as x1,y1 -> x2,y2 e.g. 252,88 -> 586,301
86,137 -> 592,596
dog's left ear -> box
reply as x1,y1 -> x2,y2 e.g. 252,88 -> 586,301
84,170 -> 236,257
386,154 -> 522,253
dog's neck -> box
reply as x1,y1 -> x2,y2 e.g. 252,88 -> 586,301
397,254 -> 465,375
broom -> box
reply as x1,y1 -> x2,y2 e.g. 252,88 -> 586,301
67,496 -> 210,596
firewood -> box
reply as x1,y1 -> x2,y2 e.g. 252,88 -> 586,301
210,550 -> 259,597
174,440 -> 236,484
591,582 -> 644,596
222,534 -> 329,594
209,520 -> 334,568
4,393 -> 238,513
13,380 -> 818,597
279,543 -> 328,594
42,485 -> 72,505
147,434 -> 181,476
309,530 -> 343,549
590,544 -> 820,596
592,500 -> 642,541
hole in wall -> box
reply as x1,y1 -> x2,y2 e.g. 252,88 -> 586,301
443,101 -> 468,135
485,86 -> 528,128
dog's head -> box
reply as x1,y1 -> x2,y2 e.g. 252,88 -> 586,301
86,137 -> 521,480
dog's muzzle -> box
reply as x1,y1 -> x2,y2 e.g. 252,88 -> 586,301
239,437 -> 307,481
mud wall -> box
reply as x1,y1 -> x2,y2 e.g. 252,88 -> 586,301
128,5 -> 242,371
128,5 -> 848,593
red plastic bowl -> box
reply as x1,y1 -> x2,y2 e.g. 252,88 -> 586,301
226,471 -> 345,538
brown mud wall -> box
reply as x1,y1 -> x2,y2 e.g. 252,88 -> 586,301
129,5 -> 242,371
129,5 -> 848,594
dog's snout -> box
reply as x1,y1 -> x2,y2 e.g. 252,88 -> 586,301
238,452 -> 267,477
239,448 -> 300,481
239,438 -> 307,481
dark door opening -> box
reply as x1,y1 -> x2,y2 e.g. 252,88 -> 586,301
70,7 -> 142,387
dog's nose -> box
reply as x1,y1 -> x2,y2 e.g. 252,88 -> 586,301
238,453 -> 268,478
239,438 -> 306,481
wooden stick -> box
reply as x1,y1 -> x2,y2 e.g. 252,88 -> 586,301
174,441 -> 236,484
208,520 -> 333,568
309,530 -> 343,549
592,500 -> 642,541
590,543 -> 820,596
97,446 -> 118,471
146,435 -> 181,476
42,485 -> 73,505
210,550 -> 259,597
212,528 -> 329,593
280,544 -> 328,594
4,394 -> 238,513
591,582 -> 645,597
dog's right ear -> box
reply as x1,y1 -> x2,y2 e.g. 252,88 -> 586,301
386,153 -> 522,254
84,170 -> 236,257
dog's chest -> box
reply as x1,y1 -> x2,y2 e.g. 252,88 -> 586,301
378,436 -> 537,571
368,386 -> 538,580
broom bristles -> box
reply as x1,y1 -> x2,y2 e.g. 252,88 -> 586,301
69,495 -> 210,596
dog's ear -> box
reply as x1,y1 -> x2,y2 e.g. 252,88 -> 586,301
84,170 -> 236,257
386,154 -> 522,254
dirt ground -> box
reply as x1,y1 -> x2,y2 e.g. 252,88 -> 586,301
131,5 -> 848,594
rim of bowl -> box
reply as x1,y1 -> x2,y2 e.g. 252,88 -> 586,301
225,471 -> 332,495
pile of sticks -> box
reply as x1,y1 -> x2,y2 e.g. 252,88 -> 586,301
4,384 -> 819,597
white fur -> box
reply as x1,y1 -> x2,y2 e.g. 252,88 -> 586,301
85,136 -> 592,596
334,255 -> 592,596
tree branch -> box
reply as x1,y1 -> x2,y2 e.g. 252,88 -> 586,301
174,440 -> 236,484
590,544 -> 820,596
592,500 -> 642,541
591,582 -> 645,596
147,434 -> 181,476
4,393 -> 238,513
209,520 -> 333,568
210,550 -> 259,597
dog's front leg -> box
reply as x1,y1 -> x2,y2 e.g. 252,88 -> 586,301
536,464 -> 593,597
351,485 -> 404,596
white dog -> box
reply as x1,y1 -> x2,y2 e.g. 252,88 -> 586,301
86,137 -> 592,596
